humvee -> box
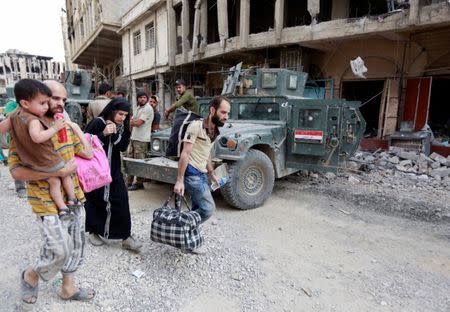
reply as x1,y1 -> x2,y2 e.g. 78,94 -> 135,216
63,70 -> 93,127
124,63 -> 366,209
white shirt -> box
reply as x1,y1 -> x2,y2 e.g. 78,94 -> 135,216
130,103 -> 154,142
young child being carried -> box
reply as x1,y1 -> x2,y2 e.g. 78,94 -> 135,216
9,79 -> 78,219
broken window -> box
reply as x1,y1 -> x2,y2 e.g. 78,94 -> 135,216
318,0 -> 332,22
250,0 -> 275,34
284,0 -> 311,27
80,17 -> 84,37
349,0 -> 389,18
341,80 -> 385,137
133,30 -> 141,55
428,77 -> 450,140
175,4 -> 183,54
207,0 -> 219,44
188,0 -> 196,49
145,22 -> 155,50
228,0 -> 240,38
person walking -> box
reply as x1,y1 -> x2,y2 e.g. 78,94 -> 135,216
1,100 -> 27,198
164,79 -> 199,120
127,91 -> 154,191
9,81 -> 94,304
86,82 -> 113,124
173,95 -> 230,253
84,98 -> 142,252
149,95 -> 161,132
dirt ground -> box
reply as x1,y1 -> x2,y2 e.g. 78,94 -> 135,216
0,165 -> 449,311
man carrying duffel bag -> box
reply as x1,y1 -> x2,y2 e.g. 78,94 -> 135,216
171,95 -> 230,254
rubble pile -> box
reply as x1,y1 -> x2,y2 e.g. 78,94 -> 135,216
288,148 -> 450,222
347,148 -> 450,183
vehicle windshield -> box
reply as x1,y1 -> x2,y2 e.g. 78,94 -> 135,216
238,102 -> 279,120
199,103 -> 209,117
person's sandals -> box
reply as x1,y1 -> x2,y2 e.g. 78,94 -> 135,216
122,236 -> 142,252
89,233 -> 105,246
182,246 -> 207,255
21,270 -> 38,304
16,189 -> 27,199
128,184 -> 144,191
60,288 -> 95,301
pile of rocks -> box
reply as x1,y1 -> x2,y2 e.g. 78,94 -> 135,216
348,148 -> 450,182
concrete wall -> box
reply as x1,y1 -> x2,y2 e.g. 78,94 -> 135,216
311,38 -> 428,97
122,5 -> 169,78
100,0 -> 141,25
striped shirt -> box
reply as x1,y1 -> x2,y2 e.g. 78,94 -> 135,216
8,125 -> 85,216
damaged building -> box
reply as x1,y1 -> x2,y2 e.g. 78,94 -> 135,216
65,0 -> 450,155
0,49 -> 65,97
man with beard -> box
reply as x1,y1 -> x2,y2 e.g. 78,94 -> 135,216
149,95 -> 161,132
9,80 -> 94,304
127,91 -> 154,190
173,95 -> 230,253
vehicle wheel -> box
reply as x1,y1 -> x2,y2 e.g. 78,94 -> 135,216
221,149 -> 275,209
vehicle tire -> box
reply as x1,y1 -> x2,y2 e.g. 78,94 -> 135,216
221,149 -> 275,209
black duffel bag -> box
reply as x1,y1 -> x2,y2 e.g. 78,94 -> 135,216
151,193 -> 204,251
166,108 -> 202,157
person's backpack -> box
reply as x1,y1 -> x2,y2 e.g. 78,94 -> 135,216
166,108 -> 202,157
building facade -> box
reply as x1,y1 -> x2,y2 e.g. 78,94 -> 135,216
64,0 -> 140,92
64,0 -> 450,149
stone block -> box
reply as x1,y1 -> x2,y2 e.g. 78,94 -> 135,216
418,174 -> 429,181
398,151 -> 419,161
399,159 -> 412,167
395,165 -> 408,172
348,175 -> 360,184
430,167 -> 450,178
418,153 -> 433,164
430,152 -> 444,161
431,162 -> 441,169
388,156 -> 400,164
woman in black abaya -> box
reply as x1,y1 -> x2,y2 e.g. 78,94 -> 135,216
84,98 -> 142,251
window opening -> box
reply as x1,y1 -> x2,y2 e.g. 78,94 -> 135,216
133,30 -> 141,55
145,22 -> 155,50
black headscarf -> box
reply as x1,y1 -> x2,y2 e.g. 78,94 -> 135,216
99,98 -> 131,119
98,97 -> 131,133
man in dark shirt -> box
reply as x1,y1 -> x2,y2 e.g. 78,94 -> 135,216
164,79 -> 198,119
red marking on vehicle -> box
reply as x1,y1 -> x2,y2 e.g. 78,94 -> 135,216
295,130 -> 323,143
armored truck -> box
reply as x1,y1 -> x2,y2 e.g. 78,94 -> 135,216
124,64 -> 366,209
63,70 -> 93,127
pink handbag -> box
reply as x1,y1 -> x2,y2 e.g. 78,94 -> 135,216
75,133 -> 112,193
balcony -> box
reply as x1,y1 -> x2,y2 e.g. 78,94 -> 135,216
69,0 -> 140,67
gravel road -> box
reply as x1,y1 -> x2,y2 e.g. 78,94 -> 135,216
0,165 -> 449,312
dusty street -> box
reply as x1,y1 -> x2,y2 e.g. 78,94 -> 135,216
0,165 -> 449,312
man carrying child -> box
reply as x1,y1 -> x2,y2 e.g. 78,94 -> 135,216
9,79 -> 80,219
9,79 -> 95,304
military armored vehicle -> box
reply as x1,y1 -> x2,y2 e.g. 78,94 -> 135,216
63,70 -> 93,127
124,63 -> 366,209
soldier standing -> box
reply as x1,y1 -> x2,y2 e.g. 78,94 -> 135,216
164,79 -> 199,120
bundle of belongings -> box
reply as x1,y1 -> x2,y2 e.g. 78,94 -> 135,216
151,193 -> 204,252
